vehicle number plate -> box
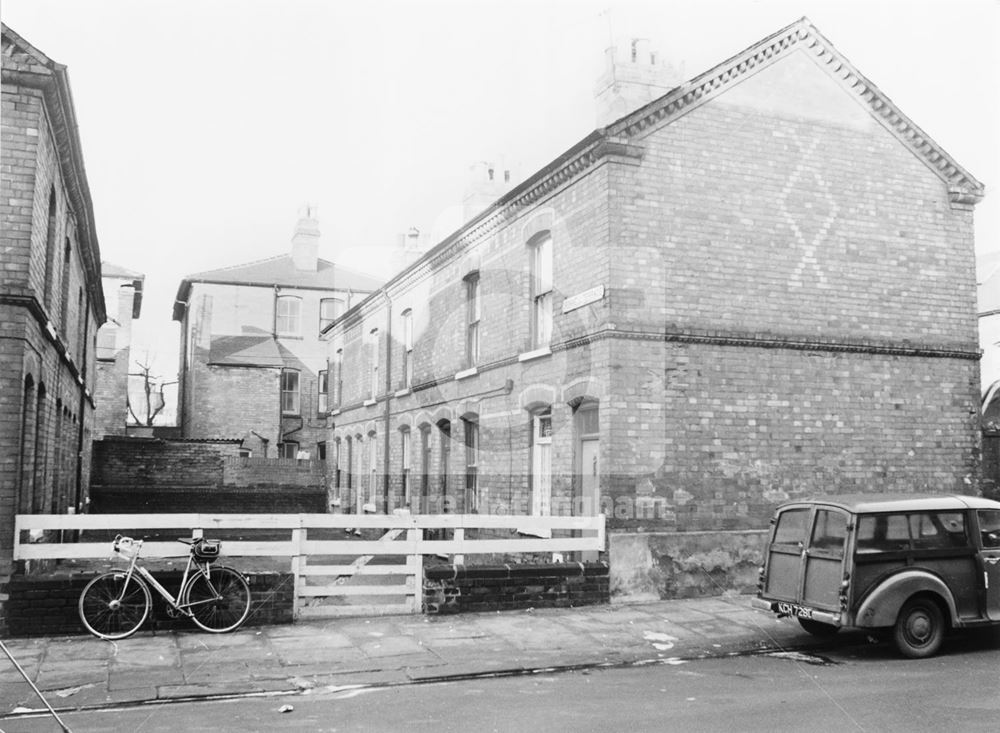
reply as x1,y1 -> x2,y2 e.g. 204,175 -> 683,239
777,602 -> 813,619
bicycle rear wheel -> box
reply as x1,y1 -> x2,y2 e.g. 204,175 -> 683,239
78,572 -> 151,640
182,566 -> 251,633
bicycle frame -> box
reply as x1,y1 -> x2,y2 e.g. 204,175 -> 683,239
115,539 -> 220,616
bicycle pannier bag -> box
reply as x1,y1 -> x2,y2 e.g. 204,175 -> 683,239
194,539 -> 221,562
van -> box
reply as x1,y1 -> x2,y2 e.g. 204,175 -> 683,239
752,494 -> 1000,657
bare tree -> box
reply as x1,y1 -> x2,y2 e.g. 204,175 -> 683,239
127,359 -> 176,426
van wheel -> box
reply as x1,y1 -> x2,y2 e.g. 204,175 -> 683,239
893,598 -> 945,659
797,618 -> 839,637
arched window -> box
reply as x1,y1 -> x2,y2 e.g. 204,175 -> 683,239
529,233 -> 553,348
275,295 -> 302,336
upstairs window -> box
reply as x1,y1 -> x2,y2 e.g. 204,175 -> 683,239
319,298 -> 345,331
369,328 -> 379,400
317,369 -> 329,414
465,273 -> 480,367
280,369 -> 300,414
401,309 -> 413,388
275,295 -> 302,336
334,349 -> 343,408
530,234 -> 553,348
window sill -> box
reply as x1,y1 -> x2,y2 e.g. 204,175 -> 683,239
363,399 -> 377,407
518,347 -> 552,363
394,388 -> 412,397
454,366 -> 478,381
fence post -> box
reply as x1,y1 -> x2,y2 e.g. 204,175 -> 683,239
453,528 -> 464,565
291,521 -> 306,620
407,528 -> 423,614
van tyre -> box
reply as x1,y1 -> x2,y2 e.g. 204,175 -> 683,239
893,597 -> 945,659
797,618 -> 839,637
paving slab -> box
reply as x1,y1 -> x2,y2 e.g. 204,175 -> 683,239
1,595 -> 846,718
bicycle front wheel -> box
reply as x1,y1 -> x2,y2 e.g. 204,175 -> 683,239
78,572 -> 151,640
182,566 -> 251,633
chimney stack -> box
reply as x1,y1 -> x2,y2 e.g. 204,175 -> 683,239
291,204 -> 320,271
594,38 -> 684,128
462,159 -> 514,222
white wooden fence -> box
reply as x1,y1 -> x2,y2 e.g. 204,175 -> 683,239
13,513 -> 606,619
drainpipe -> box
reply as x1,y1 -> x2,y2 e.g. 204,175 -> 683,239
74,300 -> 90,513
381,290 -> 393,513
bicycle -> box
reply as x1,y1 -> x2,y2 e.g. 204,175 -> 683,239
78,535 -> 251,640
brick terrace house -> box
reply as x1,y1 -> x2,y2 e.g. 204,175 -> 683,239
172,208 -> 384,459
94,261 -> 144,437
0,25 -> 107,610
323,18 -> 984,530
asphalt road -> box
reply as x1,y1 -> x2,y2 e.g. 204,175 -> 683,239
4,632 -> 999,733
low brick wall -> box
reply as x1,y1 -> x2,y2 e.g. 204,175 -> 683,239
424,562 -> 610,614
609,530 -> 768,601
89,437 -> 327,513
89,486 -> 327,513
2,572 -> 293,637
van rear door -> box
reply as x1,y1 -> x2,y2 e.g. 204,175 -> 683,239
763,507 -> 811,602
801,508 -> 850,611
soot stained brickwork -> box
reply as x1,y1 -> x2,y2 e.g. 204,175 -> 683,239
1,25 -> 107,633
324,19 -> 984,547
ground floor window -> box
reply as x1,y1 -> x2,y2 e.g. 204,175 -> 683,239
279,442 -> 299,459
531,408 -> 552,516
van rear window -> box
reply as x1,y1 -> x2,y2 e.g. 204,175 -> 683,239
774,508 -> 810,545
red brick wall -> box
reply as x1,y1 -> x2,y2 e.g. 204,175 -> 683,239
1,67 -> 104,634
325,41 -> 981,542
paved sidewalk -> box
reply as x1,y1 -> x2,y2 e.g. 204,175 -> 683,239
1,594 -> 838,716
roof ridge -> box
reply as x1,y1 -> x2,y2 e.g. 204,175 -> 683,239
184,253 -> 288,279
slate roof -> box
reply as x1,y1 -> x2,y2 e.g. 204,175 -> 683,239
173,255 -> 383,321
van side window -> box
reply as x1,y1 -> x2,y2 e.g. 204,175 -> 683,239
908,512 -> 967,549
809,509 -> 847,555
976,509 -> 1000,548
774,508 -> 810,545
857,514 -> 910,552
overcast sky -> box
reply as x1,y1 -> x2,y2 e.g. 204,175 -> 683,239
3,0 -> 998,382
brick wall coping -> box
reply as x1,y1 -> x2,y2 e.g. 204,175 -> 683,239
425,562 -> 609,582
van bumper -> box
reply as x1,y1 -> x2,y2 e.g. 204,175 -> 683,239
752,597 -> 841,626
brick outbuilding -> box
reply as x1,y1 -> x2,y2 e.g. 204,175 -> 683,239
323,18 -> 984,533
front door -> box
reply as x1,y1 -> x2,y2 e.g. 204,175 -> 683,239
580,439 -> 600,516
977,509 -> 1000,621
580,438 -> 600,561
